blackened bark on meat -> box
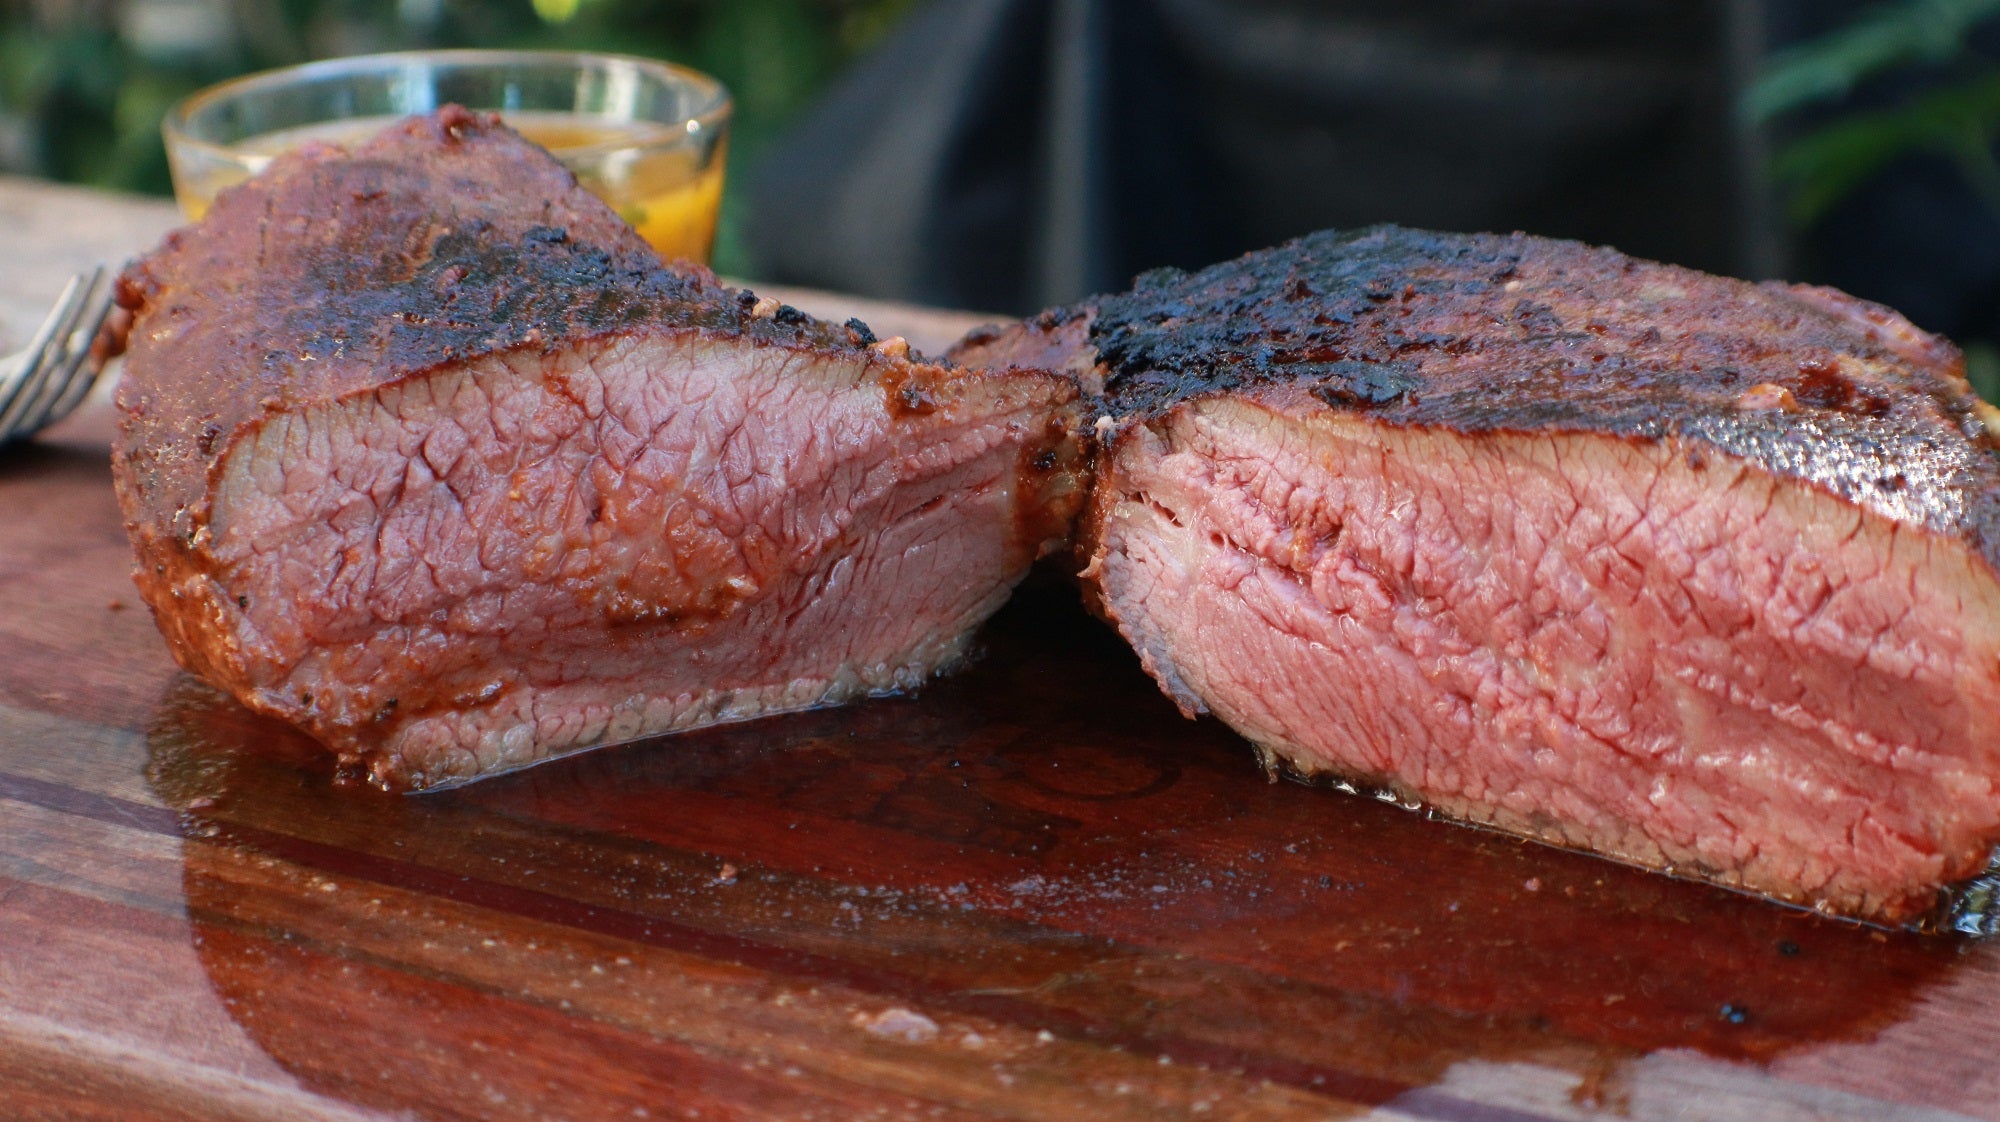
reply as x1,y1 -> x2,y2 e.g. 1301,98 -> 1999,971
112,106 -> 892,547
1068,226 -> 2000,559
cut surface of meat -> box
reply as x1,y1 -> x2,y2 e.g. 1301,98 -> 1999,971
953,225 -> 2000,927
109,107 -> 1084,789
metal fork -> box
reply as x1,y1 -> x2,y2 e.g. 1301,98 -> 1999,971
0,267 -> 116,449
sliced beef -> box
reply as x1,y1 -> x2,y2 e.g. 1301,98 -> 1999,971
953,225 -> 2000,927
109,107 -> 1084,790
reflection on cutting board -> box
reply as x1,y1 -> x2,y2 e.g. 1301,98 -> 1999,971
141,586 -> 1978,1121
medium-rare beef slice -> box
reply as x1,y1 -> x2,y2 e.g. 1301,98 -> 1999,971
109,107 -> 1085,790
952,224 -> 2000,927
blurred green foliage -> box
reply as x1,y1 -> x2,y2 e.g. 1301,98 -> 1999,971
0,0 -> 916,275
1749,0 -> 2000,230
1749,0 -> 2000,397
1744,0 -> 2000,124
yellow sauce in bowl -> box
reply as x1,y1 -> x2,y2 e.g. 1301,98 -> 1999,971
174,112 -> 726,264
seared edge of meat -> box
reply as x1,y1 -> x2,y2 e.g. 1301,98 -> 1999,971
954,225 -> 2000,570
109,106 -> 908,557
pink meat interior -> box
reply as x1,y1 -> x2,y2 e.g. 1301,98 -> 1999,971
186,331 -> 1060,787
1094,394 -> 2000,920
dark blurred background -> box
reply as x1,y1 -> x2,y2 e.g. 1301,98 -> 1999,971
5,0 -> 1999,393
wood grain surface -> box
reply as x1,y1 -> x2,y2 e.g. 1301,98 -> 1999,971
5,176 -> 2000,1122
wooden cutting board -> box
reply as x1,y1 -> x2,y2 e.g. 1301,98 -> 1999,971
3,177 -> 1997,1122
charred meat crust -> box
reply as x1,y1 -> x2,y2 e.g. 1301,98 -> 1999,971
959,225 -> 2000,568
111,107 -> 943,546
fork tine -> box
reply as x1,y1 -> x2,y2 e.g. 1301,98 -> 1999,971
0,267 -> 108,442
13,274 -> 103,431
17,342 -> 87,434
30,270 -> 115,429
0,272 -> 87,431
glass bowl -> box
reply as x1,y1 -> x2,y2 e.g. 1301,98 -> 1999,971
162,50 -> 731,263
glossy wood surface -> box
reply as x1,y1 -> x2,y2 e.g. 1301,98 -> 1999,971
5,176 -> 2000,1121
